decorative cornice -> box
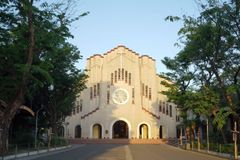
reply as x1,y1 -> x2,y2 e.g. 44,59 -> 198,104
87,45 -> 155,61
81,107 -> 100,119
140,55 -> 156,61
142,107 -> 160,120
87,54 -> 103,60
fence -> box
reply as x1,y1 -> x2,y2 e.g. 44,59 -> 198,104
177,138 -> 239,159
0,137 -> 70,160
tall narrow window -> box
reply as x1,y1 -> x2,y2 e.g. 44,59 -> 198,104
73,107 -> 76,115
125,71 -> 128,83
97,83 -> 100,96
90,87 -> 93,99
129,73 -> 131,85
132,88 -> 135,104
170,105 -> 172,117
118,68 -> 121,80
163,102 -> 165,114
122,68 -> 124,80
111,73 -> 114,85
132,88 -> 135,98
114,71 -> 117,83
166,103 -> 169,115
107,90 -> 110,104
149,88 -> 152,100
76,101 -> 80,113
142,83 -> 144,96
145,85 -> 148,98
159,100 -> 162,112
176,115 -> 180,122
94,85 -> 96,97
80,100 -> 83,112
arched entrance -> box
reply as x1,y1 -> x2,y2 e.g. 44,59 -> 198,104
139,124 -> 148,139
75,125 -> 81,138
58,126 -> 64,137
159,125 -> 166,139
112,120 -> 129,139
92,124 -> 102,139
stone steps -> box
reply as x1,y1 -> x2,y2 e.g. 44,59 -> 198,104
69,138 -> 167,144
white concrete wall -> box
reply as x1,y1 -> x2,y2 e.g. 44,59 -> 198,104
65,45 -> 179,139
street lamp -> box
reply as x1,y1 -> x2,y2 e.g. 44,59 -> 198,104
0,128 -> 2,146
35,105 -> 44,149
206,119 -> 209,152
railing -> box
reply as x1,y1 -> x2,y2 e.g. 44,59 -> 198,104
0,137 -> 70,160
168,138 -> 239,159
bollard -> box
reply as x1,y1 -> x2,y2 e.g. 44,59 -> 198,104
14,145 -> 17,159
219,144 -> 221,153
37,143 -> 39,154
28,144 -> 30,156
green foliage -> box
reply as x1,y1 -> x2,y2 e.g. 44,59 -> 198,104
213,107 -> 233,130
0,0 -> 87,139
162,0 -> 240,136
51,136 -> 69,147
165,16 -> 181,22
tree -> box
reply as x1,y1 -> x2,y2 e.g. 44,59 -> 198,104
162,0 -> 240,143
0,0 -> 35,153
0,0 -> 87,153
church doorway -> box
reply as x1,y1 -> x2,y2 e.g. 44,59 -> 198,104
159,125 -> 166,139
112,120 -> 129,139
75,125 -> 81,138
92,124 -> 102,139
139,124 -> 148,139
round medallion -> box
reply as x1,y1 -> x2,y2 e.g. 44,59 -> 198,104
112,88 -> 129,105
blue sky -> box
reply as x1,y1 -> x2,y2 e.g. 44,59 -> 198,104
68,0 -> 200,73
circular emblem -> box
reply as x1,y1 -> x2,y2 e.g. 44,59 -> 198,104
112,88 -> 129,105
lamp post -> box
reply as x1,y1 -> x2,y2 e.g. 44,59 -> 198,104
0,128 -> 2,146
231,121 -> 239,160
206,119 -> 209,152
180,127 -> 183,146
35,106 -> 43,149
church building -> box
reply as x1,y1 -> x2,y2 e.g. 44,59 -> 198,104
65,45 -> 180,139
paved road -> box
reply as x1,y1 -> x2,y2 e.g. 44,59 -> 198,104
21,144 -> 227,160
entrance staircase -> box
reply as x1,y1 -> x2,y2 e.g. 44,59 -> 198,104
69,138 -> 167,144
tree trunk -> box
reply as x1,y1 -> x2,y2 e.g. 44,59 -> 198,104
0,123 -> 9,154
50,109 -> 58,136
220,128 -> 227,144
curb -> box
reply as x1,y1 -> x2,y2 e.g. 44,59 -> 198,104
1,145 -> 72,160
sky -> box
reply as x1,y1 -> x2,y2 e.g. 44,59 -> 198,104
68,0 -> 201,73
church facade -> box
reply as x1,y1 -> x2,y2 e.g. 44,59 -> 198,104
65,45 -> 180,139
